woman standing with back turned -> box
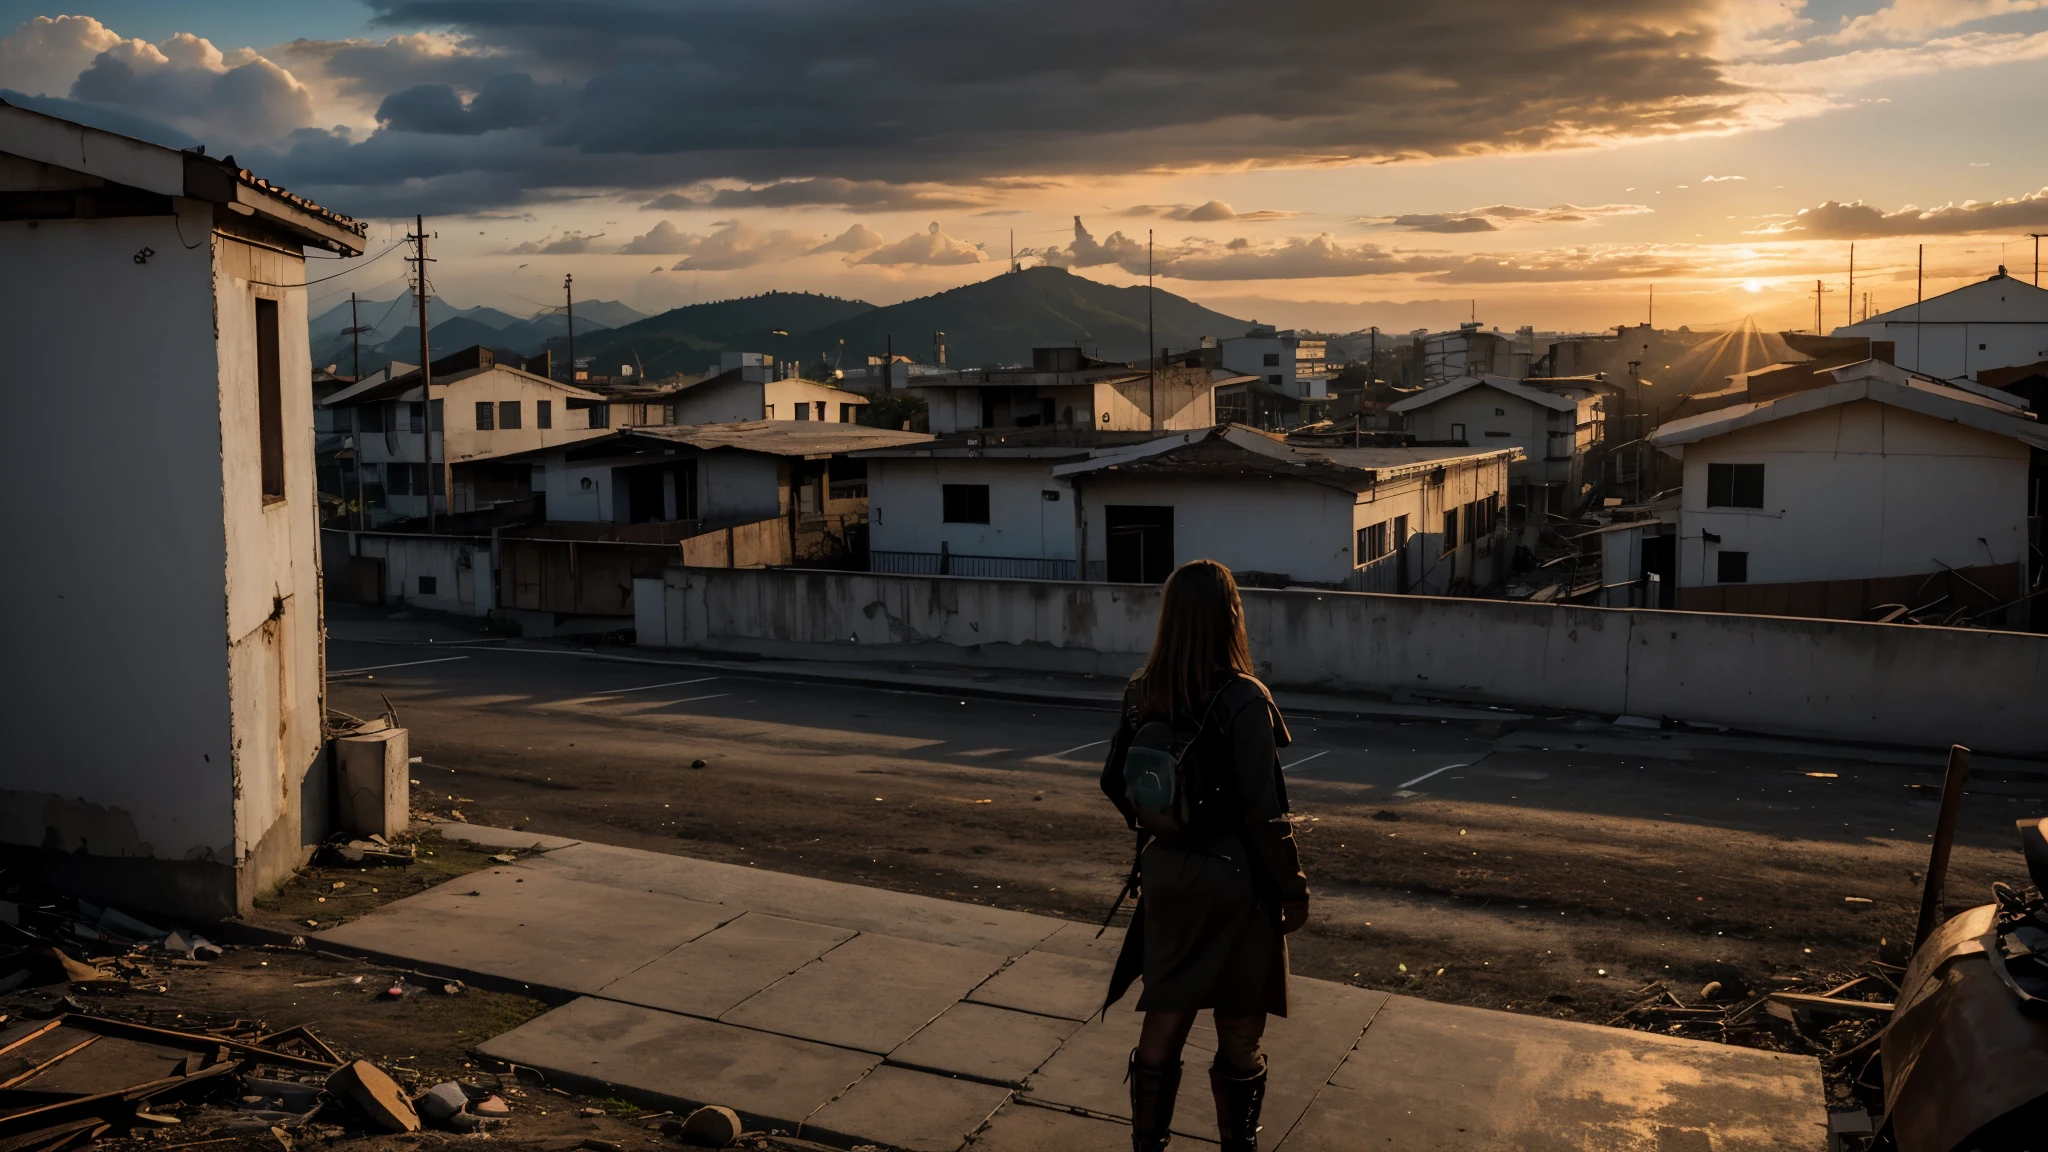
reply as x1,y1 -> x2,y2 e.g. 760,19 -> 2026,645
1099,560 -> 1310,1152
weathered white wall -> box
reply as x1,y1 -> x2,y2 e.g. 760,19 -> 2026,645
1674,399 -> 2032,589
649,568 -> 2048,754
868,457 -> 1076,559
0,213 -> 237,885
1076,475 -> 1357,584
439,368 -> 608,463
213,232 -> 327,905
0,211 -> 327,915
337,531 -> 496,616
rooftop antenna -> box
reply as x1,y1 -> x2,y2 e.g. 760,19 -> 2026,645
1847,243 -> 1855,327
1010,228 -> 1018,274
2031,233 -> 2047,287
1648,284 -> 1654,328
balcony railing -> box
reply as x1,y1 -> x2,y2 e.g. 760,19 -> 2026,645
870,550 -> 1078,581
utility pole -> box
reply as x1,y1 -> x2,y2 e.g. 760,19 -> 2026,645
1147,229 -> 1156,431
410,215 -> 437,532
563,273 -> 575,382
2031,233 -> 2047,287
1812,280 -> 1824,334
1648,284 -> 1653,328
348,291 -> 363,381
1916,244 -> 1924,372
1846,244 -> 1854,328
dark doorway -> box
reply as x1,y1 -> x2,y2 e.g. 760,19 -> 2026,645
1105,505 -> 1174,583
1642,533 -> 1676,608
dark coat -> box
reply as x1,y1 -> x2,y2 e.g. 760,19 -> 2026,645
1098,673 -> 1309,1017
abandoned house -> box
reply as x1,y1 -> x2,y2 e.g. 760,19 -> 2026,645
0,99 -> 365,917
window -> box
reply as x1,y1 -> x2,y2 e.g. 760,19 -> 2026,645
536,399 -> 552,429
1441,508 -> 1459,554
475,401 -> 494,430
1267,374 -> 1282,386
1484,430 -> 1510,438
1494,407 -> 1506,416
1717,550 -> 1749,583
815,401 -> 827,421
1262,352 -> 1281,367
1356,521 -> 1389,564
418,575 -> 438,595
1462,500 -> 1479,544
387,462 -> 413,496
499,400 -> 521,429
359,403 -> 386,433
793,401 -> 811,421
840,403 -> 855,422
942,483 -> 991,524
588,403 -> 610,429
1705,463 -> 1765,508
1450,422 -> 1466,442
255,298 -> 284,500
409,401 -> 426,434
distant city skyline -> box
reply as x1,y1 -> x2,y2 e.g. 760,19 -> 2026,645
5,0 -> 2048,334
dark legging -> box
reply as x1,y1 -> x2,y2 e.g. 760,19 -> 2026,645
1137,1008 -> 1265,1073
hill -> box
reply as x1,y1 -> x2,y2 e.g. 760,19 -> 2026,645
554,272 -> 1249,377
545,291 -> 876,377
792,267 -> 1250,369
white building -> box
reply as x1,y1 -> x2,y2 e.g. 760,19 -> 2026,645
1649,359 -> 2046,624
0,99 -> 366,916
1419,324 -> 1538,387
908,348 -> 1245,435
860,426 -> 1518,591
1832,267 -> 2048,382
1387,374 -> 1610,519
669,365 -> 869,425
321,346 -> 609,521
512,421 -> 930,526
1218,325 -> 1330,407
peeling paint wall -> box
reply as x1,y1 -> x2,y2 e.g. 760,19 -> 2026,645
651,568 -> 2048,754
0,212 -> 238,871
0,210 -> 326,917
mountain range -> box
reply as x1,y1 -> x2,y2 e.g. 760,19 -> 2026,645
543,268 -> 1252,378
309,295 -> 649,377
311,269 -> 1256,382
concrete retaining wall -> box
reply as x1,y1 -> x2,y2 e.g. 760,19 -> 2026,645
638,567 -> 2048,755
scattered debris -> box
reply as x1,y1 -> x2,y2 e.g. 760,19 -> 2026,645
676,1104 -> 742,1148
326,1060 -> 420,1133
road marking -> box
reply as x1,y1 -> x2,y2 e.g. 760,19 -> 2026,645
327,656 -> 469,677
1282,750 -> 1330,770
1398,762 -> 1469,790
595,676 -> 720,695
658,693 -> 730,705
1047,739 -> 1109,758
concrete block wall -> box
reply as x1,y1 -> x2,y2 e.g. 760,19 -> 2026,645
639,567 -> 2048,756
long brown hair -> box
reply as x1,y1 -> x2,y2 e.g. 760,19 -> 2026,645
1132,560 -> 1256,720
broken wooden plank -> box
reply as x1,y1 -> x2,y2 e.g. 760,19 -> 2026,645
1767,991 -> 1894,1019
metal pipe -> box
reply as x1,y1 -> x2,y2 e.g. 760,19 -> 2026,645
1913,744 -> 1973,948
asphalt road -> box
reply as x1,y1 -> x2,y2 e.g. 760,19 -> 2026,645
325,608 -> 2048,1033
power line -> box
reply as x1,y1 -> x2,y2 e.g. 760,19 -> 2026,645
240,239 -> 406,289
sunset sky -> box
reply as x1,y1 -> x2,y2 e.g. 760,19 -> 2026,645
6,0 -> 2048,335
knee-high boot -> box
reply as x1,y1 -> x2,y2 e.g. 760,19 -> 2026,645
1128,1050 -> 1182,1152
1209,1054 -> 1268,1152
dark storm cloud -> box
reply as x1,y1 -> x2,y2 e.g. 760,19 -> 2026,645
246,0 -> 1760,212
375,72 -> 557,134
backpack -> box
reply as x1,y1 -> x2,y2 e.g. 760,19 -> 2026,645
1119,675 -> 1238,847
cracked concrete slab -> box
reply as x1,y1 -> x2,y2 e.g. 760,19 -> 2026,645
317,867 -> 733,994
887,1001 -> 1080,1086
720,931 -> 1007,1053
598,911 -> 855,1018
803,1064 -> 1012,1152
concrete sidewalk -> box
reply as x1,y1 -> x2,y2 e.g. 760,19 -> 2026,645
315,822 -> 1823,1151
